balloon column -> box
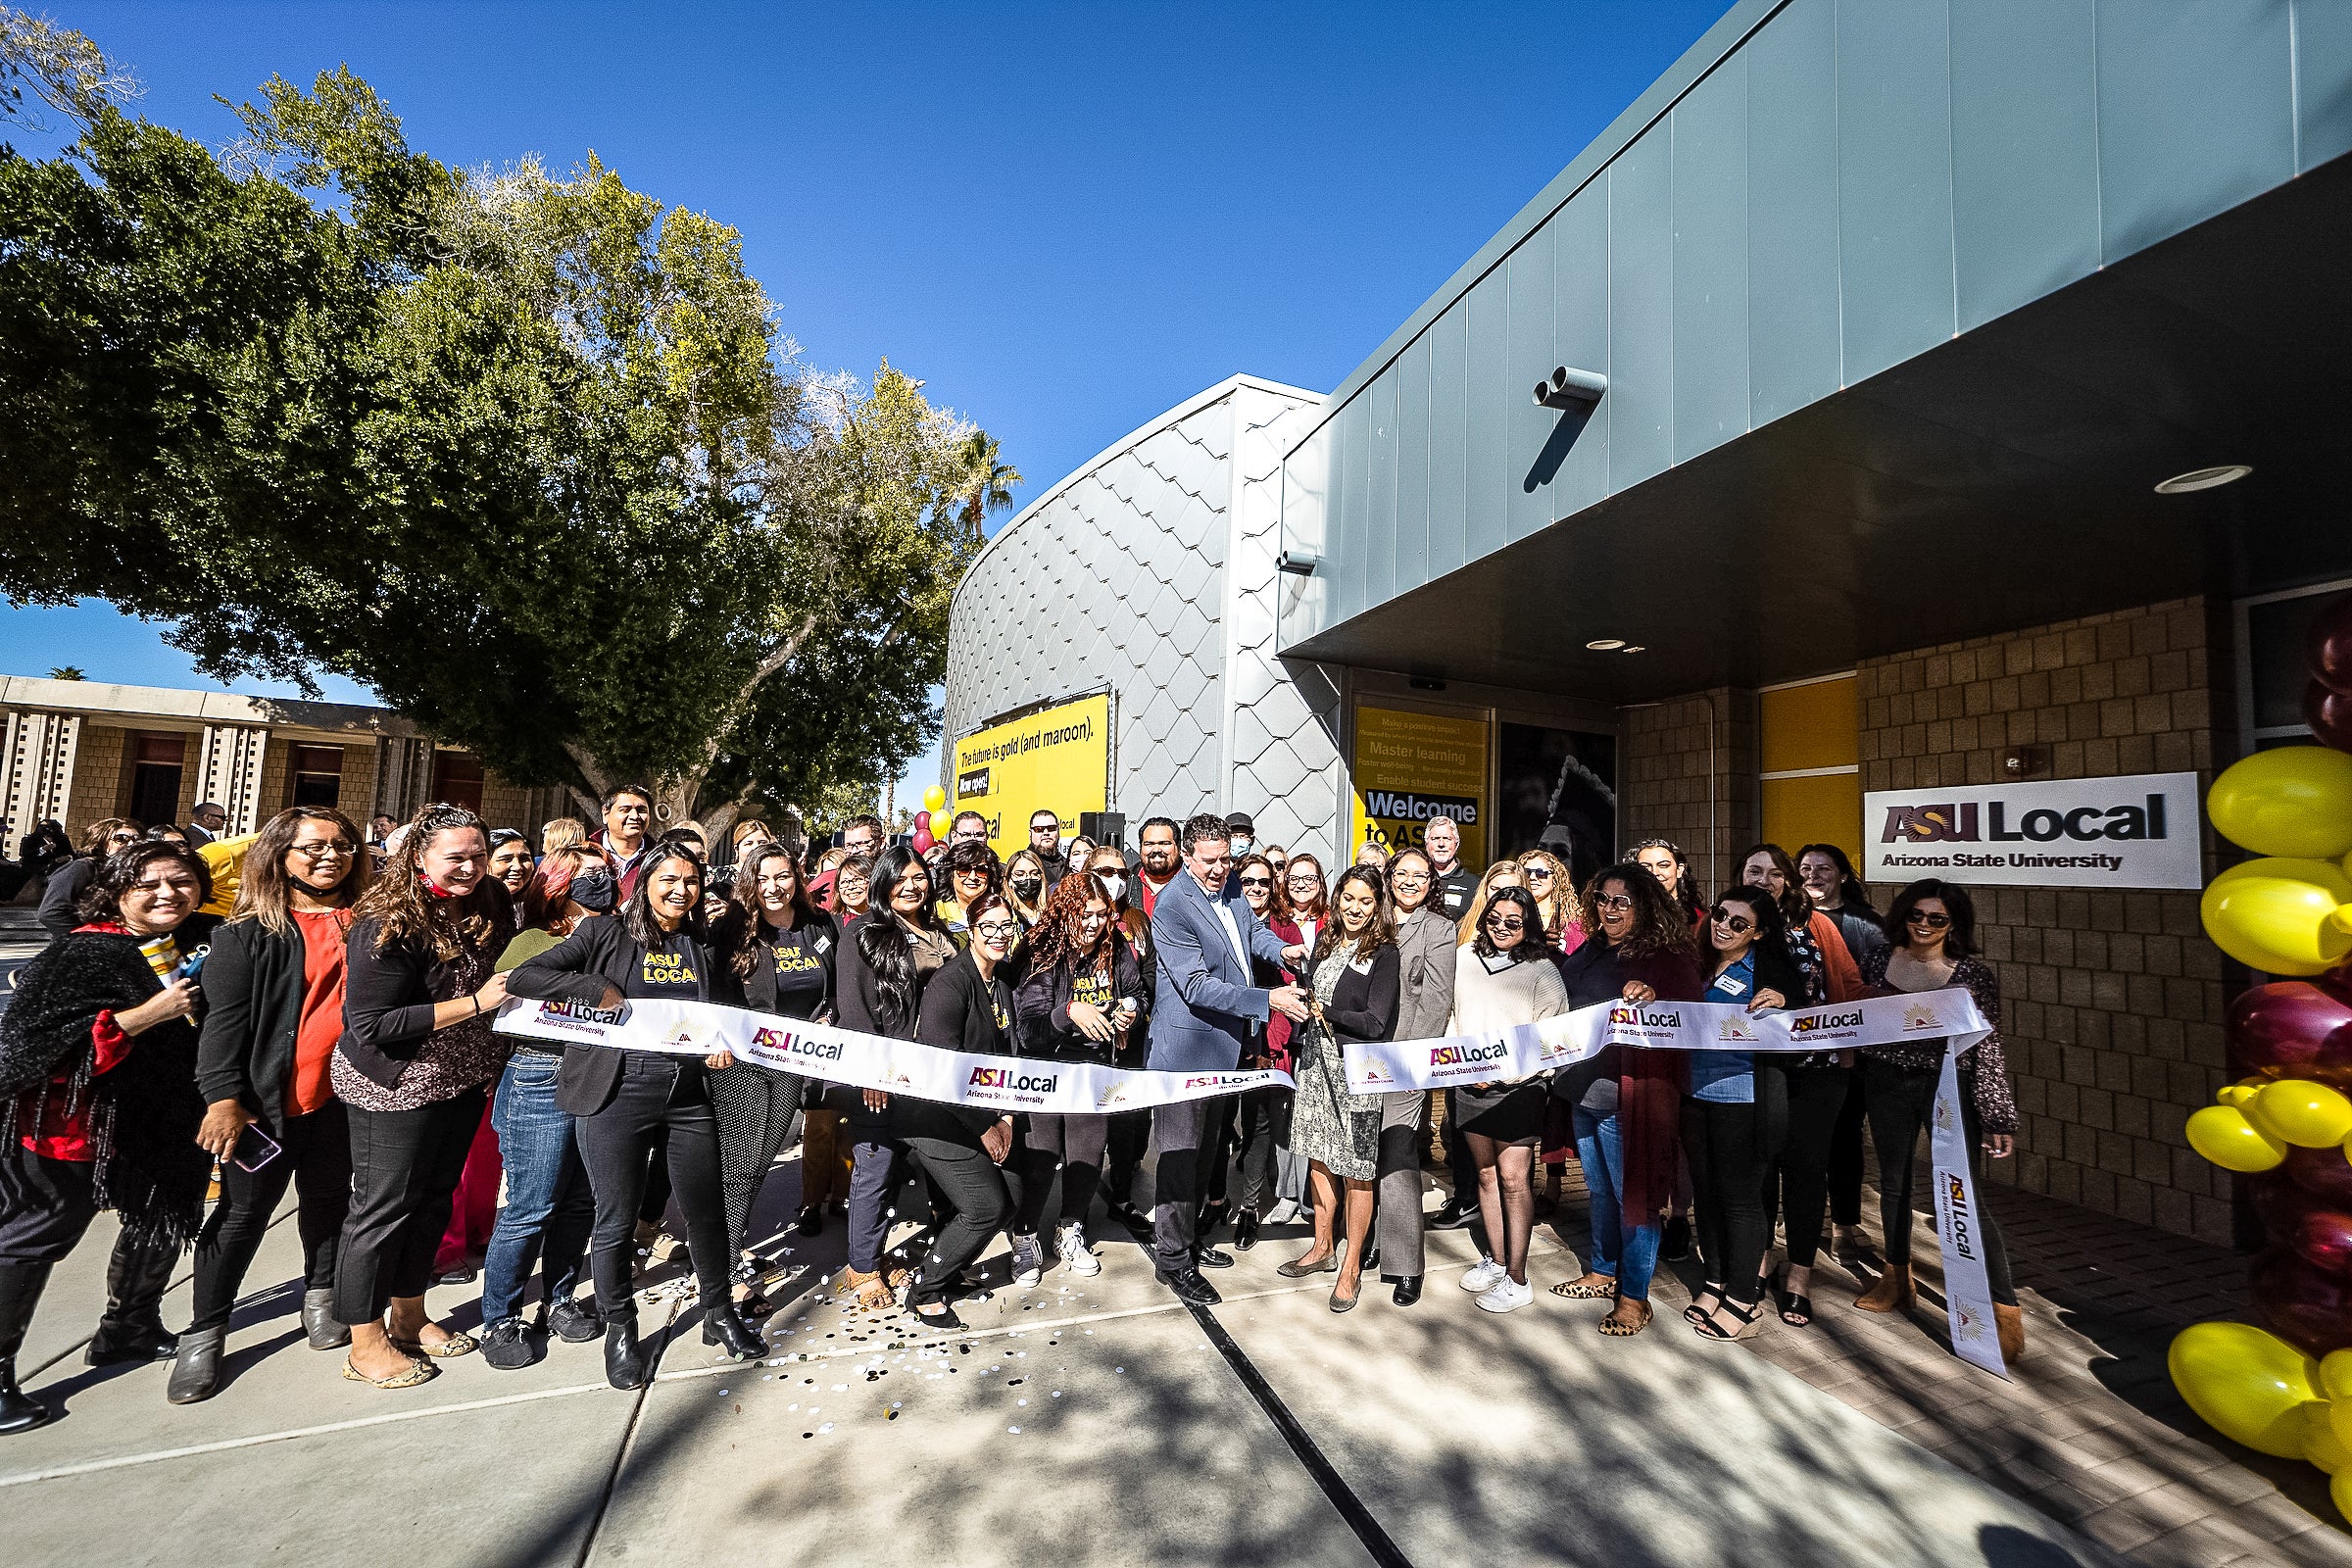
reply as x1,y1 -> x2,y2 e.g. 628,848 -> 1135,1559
910,786 -> 950,855
2174,589 -> 2352,1518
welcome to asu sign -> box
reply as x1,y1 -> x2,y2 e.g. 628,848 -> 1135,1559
1861,771 -> 2202,890
952,692 -> 1110,860
1351,704 -> 1488,865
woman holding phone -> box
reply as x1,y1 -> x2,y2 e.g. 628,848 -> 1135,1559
172,808 -> 369,1403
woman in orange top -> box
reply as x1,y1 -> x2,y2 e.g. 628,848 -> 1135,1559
174,808 -> 370,1402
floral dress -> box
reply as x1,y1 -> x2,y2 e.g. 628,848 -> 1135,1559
1287,955 -> 1382,1180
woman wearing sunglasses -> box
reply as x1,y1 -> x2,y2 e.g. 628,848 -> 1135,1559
1549,863 -> 1702,1336
1224,855 -> 1295,1247
1855,880 -> 2023,1361
172,808 -> 369,1401
1680,887 -> 1799,1342
1515,850 -> 1583,956
903,894 -> 1023,1330
936,841 -> 1003,942
1448,886 -> 1570,1312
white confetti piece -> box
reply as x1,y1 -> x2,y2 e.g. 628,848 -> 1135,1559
1007,1425 -> 1021,1434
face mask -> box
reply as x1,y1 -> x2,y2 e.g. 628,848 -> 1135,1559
1011,877 -> 1043,900
1097,873 -> 1127,904
1232,838 -> 1253,858
419,872 -> 465,900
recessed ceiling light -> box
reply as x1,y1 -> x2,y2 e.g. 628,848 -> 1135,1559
1620,645 -> 1646,654
1586,638 -> 1625,651
2154,465 -> 2251,494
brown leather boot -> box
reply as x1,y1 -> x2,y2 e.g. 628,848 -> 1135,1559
1994,1302 -> 2026,1362
1855,1262 -> 1914,1313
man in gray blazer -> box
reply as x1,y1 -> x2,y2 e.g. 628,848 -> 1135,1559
1148,812 -> 1309,1305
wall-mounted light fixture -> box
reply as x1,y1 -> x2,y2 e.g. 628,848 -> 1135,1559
1533,366 -> 1609,410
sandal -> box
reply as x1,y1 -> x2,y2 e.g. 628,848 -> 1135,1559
1598,1299 -> 1653,1337
342,1354 -> 435,1389
1779,1289 -> 1814,1329
908,1299 -> 963,1331
1692,1298 -> 1761,1342
1551,1273 -> 1616,1299
1683,1283 -> 1724,1325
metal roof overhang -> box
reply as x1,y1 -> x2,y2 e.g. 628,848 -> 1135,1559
1280,153 -> 2352,703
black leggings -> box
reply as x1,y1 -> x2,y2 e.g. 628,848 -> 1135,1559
1228,1088 -> 1291,1213
1762,1066 -> 1849,1271
901,1129 -> 1010,1304
1016,1113 -> 1107,1234
1862,1058 -> 2015,1305
191,1102 -> 350,1333
709,1064 -> 804,1255
1682,1096 -> 1774,1309
574,1054 -> 732,1320
1828,1068 -> 1867,1228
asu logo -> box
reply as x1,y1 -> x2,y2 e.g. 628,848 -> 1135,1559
1880,803 -> 1980,843
1788,1010 -> 1862,1036
1429,1041 -> 1507,1068
751,1027 -> 784,1048
1607,1005 -> 1638,1026
1904,1004 -> 1942,1031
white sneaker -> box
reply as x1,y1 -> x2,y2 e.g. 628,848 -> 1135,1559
1264,1200 -> 1299,1225
1009,1234 -> 1044,1288
1476,1276 -> 1535,1313
1459,1256 -> 1506,1294
1057,1223 -> 1102,1277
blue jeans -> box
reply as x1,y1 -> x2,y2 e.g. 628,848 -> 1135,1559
1572,1102 -> 1661,1300
478,1052 -> 594,1327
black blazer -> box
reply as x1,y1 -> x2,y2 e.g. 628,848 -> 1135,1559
912,949 -> 1017,1139
1302,942 -> 1401,1046
195,914 -> 346,1131
507,916 -> 736,1115
741,911 -> 840,1020
340,914 -> 499,1092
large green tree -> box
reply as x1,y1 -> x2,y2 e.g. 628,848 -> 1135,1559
0,13 -> 1000,827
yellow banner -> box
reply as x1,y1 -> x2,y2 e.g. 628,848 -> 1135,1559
951,693 -> 1111,858
1350,705 -> 1487,866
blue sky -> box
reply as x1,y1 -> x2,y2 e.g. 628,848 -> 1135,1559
2,0 -> 1733,796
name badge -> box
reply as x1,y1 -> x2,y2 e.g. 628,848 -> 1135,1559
813,935 -> 831,954
1347,956 -> 1374,976
1714,973 -> 1749,998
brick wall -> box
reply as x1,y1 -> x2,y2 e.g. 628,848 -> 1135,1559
1616,688 -> 1759,895
1857,597 -> 2233,1244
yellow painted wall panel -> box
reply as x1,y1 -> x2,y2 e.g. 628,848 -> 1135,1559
1759,676 -> 1858,774
1761,771 -> 1862,858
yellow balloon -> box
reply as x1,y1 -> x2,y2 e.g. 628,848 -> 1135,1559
2218,1080 -> 2265,1107
2325,1348 -> 2352,1403
2307,1402 -> 2352,1471
2209,747 -> 2352,860
2185,1104 -> 2287,1171
2200,858 -> 2352,976
2169,1322 -> 2319,1457
922,786 -> 947,814
2335,1464 -> 2352,1525
2251,1080 -> 2352,1148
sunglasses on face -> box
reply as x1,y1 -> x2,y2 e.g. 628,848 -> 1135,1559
108,832 -> 139,846
1239,876 -> 1271,889
1523,865 -> 1553,880
1906,910 -> 1952,929
1708,906 -> 1754,934
1592,893 -> 1635,912
1485,914 -> 1525,932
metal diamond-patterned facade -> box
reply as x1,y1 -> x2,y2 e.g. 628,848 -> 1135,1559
943,375 -> 1344,860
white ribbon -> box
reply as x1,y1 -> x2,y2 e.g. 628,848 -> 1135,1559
493,996 -> 1292,1115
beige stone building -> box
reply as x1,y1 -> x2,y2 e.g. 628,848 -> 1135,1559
1,673 -> 570,847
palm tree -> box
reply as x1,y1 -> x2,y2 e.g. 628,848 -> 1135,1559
948,432 -> 1022,530
46,665 -> 84,680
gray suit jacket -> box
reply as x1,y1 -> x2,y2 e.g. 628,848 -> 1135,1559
1147,868 -> 1290,1072
1394,906 -> 1459,1044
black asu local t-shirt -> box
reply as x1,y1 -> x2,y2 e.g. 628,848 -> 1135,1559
632,943 -> 703,1000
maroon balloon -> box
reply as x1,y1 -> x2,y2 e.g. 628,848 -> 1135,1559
2309,681 -> 2352,754
2297,1209 -> 2352,1277
2250,1247 -> 2352,1356
2315,592 -> 2352,697
2252,1170 -> 2320,1235
2282,1143 -> 2352,1208
2229,983 -> 2352,1077
2323,965 -> 2352,1012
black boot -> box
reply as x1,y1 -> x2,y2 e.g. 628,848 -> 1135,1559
0,1262 -> 56,1436
87,1236 -> 179,1366
1392,1275 -> 1424,1306
701,1300 -> 762,1361
166,1325 -> 227,1403
605,1313 -> 648,1391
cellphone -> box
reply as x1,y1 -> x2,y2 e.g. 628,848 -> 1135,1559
176,946 -> 210,982
230,1123 -> 282,1174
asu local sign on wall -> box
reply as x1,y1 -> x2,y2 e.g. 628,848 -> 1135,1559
1862,771 -> 2202,890
952,693 -> 1110,859
1351,705 -> 1488,866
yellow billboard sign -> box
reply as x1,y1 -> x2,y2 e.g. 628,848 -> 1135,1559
951,693 -> 1111,858
1351,705 -> 1488,866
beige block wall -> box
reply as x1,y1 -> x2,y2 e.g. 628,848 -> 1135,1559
1616,688 -> 1759,895
64,724 -> 126,838
1856,597 -> 2233,1244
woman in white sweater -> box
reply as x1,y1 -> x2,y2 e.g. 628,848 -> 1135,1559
1448,885 -> 1570,1312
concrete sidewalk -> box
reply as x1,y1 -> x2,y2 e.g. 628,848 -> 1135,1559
0,1149 -> 2122,1568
